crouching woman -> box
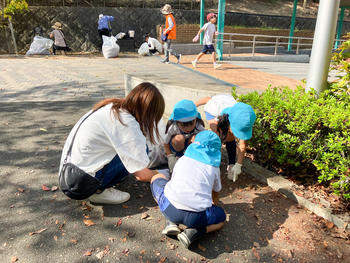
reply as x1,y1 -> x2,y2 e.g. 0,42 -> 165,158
58,82 -> 165,204
151,130 -> 226,248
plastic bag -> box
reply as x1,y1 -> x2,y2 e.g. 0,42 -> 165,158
115,32 -> 126,40
102,35 -> 120,59
147,120 -> 168,169
138,42 -> 150,56
26,36 -> 54,55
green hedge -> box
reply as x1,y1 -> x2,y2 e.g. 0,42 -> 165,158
234,37 -> 350,199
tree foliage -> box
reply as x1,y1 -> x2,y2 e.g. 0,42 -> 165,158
1,0 -> 28,19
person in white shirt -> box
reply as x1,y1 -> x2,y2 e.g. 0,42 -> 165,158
151,130 -> 226,249
144,34 -> 162,55
58,82 -> 165,204
196,95 -> 256,182
191,13 -> 221,69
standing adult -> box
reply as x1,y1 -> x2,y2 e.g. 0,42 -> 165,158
49,22 -> 70,55
59,82 -> 165,204
98,14 -> 114,47
160,4 -> 181,64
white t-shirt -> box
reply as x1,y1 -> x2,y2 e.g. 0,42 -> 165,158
164,122 -> 205,144
59,104 -> 149,176
201,22 -> 216,46
147,37 -> 162,52
204,94 -> 237,118
164,156 -> 221,212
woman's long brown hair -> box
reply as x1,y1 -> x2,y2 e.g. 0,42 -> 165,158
93,82 -> 165,144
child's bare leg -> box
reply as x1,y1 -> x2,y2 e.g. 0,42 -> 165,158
171,134 -> 186,152
195,52 -> 205,62
211,52 -> 216,64
206,222 -> 225,233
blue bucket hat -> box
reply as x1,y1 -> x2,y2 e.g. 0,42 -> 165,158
169,99 -> 201,122
221,102 -> 256,140
184,130 -> 222,167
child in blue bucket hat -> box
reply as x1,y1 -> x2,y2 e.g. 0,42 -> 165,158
220,102 -> 256,181
196,96 -> 256,183
151,130 -> 226,249
164,99 -> 205,173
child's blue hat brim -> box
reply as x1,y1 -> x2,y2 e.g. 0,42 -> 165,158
184,130 -> 221,167
170,99 -> 200,122
221,102 -> 256,140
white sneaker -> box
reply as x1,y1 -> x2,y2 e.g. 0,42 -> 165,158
214,63 -> 222,69
191,60 -> 197,68
89,188 -> 130,204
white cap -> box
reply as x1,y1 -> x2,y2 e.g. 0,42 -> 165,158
99,14 -> 103,19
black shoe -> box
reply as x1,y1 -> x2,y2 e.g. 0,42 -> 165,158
161,58 -> 169,64
161,219 -> 181,236
177,228 -> 201,248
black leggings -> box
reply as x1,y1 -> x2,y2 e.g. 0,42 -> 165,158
53,44 -> 70,55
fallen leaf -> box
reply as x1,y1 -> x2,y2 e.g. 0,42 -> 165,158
55,220 -> 59,225
198,244 -> 206,252
84,215 -> 90,219
108,237 -> 115,243
122,248 -> 129,255
51,186 -> 58,192
29,228 -> 47,236
42,184 -> 50,191
115,219 -> 122,227
141,213 -> 149,220
122,237 -> 127,242
252,247 -> 260,261
122,205 -> 128,209
326,221 -> 334,229
127,232 -> 135,238
83,219 -> 95,226
96,251 -> 104,259
11,256 -> 18,262
323,240 -> 328,249
17,188 -> 25,193
40,128 -> 48,132
271,253 -> 276,257
83,249 -> 93,256
288,249 -> 294,258
71,239 -> 78,244
253,242 -> 260,248
158,257 -> 166,263
10,205 -> 14,208
53,235 -> 58,241
140,249 -> 146,255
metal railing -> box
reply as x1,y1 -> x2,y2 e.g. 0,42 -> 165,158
26,0 -> 214,9
216,32 -> 346,56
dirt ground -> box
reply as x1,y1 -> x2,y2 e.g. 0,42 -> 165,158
177,55 -> 303,91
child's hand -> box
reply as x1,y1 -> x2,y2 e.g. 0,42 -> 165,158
215,31 -> 219,36
227,163 -> 242,182
192,35 -> 199,43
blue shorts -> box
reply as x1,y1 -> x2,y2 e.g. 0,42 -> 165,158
204,111 -> 215,121
202,45 -> 215,54
151,178 -> 226,234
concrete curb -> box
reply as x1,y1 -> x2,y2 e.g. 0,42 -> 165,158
223,54 -> 310,63
243,158 -> 350,231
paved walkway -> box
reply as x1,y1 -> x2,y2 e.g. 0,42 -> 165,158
179,55 -> 304,91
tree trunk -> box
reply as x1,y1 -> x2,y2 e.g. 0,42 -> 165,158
8,17 -> 18,55
303,0 -> 307,10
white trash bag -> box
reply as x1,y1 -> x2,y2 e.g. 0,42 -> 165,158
102,35 -> 120,59
147,120 -> 168,169
26,36 -> 54,55
153,39 -> 163,53
115,32 -> 126,40
138,42 -> 150,56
